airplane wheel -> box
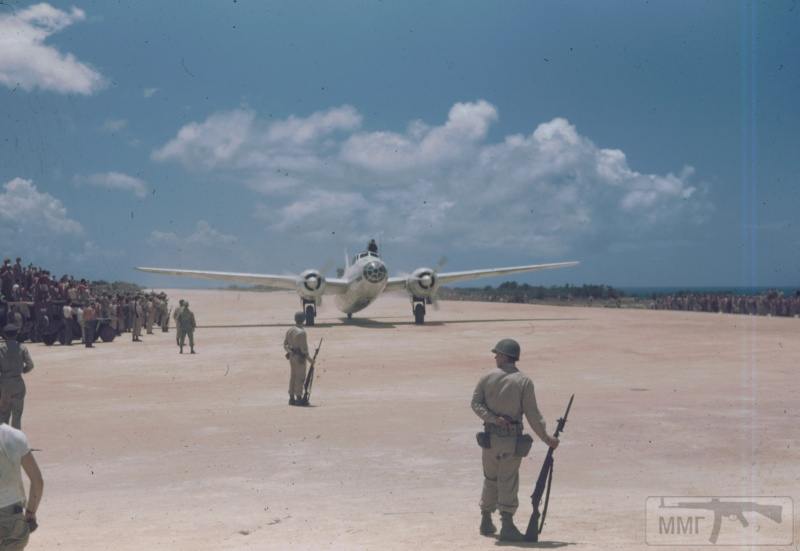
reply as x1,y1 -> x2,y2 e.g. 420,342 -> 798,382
305,305 -> 315,326
414,303 -> 425,325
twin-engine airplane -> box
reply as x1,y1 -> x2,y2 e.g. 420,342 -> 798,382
136,247 -> 578,325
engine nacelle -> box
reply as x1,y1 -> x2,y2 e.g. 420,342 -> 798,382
406,267 -> 438,299
297,269 -> 326,301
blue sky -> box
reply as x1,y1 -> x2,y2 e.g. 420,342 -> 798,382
1,0 -> 798,288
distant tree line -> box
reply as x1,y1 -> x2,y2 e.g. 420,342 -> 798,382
438,283 -> 624,304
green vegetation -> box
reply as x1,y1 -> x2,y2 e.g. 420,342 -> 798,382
438,283 -> 633,306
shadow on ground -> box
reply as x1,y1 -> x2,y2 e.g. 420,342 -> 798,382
198,317 -> 583,330
494,539 -> 576,548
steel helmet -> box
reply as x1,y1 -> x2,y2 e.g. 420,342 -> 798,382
294,311 -> 306,324
492,338 -> 520,361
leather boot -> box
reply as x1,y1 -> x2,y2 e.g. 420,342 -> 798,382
479,511 -> 496,536
289,397 -> 297,406
499,512 -> 524,542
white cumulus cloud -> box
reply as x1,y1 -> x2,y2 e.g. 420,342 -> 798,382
152,109 -> 256,169
341,100 -> 497,171
79,172 -> 148,198
154,101 -> 709,256
0,177 -> 86,267
0,3 -> 106,94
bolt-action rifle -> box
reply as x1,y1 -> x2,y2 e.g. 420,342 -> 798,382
524,394 -> 574,542
302,338 -> 323,403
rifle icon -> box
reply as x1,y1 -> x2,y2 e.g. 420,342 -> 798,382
659,498 -> 783,543
302,338 -> 323,404
524,394 -> 574,542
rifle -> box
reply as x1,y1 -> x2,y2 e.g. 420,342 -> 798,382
524,394 -> 574,542
302,338 -> 323,403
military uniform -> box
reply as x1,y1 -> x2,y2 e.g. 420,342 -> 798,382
283,320 -> 309,404
173,302 -> 185,345
132,299 -> 143,342
177,305 -> 196,353
0,328 -> 34,429
471,338 -> 555,541
145,298 -> 156,335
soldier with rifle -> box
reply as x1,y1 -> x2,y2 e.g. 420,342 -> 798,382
284,312 -> 310,406
471,338 -> 559,542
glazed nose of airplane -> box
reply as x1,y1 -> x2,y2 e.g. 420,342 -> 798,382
363,261 -> 387,283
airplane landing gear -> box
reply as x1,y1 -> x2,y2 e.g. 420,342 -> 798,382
303,300 -> 317,326
347,313 -> 353,320
413,300 -> 426,325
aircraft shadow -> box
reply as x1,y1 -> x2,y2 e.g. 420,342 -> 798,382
198,318 -> 581,330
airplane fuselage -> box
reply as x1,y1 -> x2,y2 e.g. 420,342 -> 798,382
334,252 -> 388,314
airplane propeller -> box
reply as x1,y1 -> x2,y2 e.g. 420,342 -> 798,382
406,255 -> 448,310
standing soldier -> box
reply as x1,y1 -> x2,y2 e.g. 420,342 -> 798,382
173,299 -> 185,346
159,294 -> 169,332
132,296 -> 143,342
283,312 -> 309,406
177,301 -> 196,354
144,296 -> 154,335
0,324 -> 34,429
471,338 -> 559,541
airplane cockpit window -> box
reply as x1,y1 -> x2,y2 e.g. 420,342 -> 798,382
354,251 -> 380,262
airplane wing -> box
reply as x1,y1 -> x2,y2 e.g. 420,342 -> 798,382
384,261 -> 579,292
136,267 -> 349,294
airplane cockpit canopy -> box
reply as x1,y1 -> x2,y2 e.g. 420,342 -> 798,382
354,251 -> 380,262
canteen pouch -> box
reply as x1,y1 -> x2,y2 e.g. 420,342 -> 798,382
514,434 -> 533,457
476,432 -> 491,449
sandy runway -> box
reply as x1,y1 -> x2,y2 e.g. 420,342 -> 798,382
21,289 -> 799,550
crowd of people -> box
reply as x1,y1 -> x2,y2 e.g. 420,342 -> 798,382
650,290 -> 800,318
0,256 -> 172,345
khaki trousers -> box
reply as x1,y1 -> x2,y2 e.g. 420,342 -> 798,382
0,378 -> 26,430
288,357 -> 306,397
179,330 -> 194,349
0,509 -> 29,550
480,434 -> 522,514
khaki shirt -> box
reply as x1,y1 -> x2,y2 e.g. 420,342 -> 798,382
471,364 -> 548,441
0,340 -> 34,379
283,326 -> 308,359
177,308 -> 196,331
